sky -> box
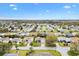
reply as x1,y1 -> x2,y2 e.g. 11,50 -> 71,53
0,3 -> 79,20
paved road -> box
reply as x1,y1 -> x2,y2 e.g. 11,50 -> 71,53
11,44 -> 70,56
11,46 -> 56,50
56,43 -> 70,56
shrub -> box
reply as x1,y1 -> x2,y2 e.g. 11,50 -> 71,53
68,50 -> 79,56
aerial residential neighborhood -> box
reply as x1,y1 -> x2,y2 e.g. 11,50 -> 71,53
0,20 -> 79,56
0,3 -> 79,56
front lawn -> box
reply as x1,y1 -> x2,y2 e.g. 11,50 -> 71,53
58,42 -> 69,47
33,50 -> 61,56
58,42 -> 65,47
8,50 -> 61,56
12,42 -> 27,47
30,42 -> 41,47
9,50 -> 29,56
17,42 -> 27,47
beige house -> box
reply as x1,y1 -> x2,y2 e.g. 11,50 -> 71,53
71,37 -> 79,50
72,37 -> 79,44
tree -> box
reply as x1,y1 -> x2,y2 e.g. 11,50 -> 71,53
46,35 -> 57,47
8,40 -> 12,45
70,42 -> 79,51
29,46 -> 34,54
46,35 -> 57,41
69,42 -> 79,56
0,43 -> 12,55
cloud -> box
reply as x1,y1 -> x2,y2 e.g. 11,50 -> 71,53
13,7 -> 18,10
9,4 -> 15,7
46,10 -> 49,12
9,4 -> 18,11
64,5 -> 71,9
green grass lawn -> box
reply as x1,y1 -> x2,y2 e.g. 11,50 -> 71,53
64,30 -> 69,34
9,50 -> 29,56
30,42 -> 41,47
58,42 -> 65,47
8,50 -> 61,56
17,43 -> 27,47
33,50 -> 61,56
12,42 -> 27,47
53,30 -> 58,33
58,42 -> 69,47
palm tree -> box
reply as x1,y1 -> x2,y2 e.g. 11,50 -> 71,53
29,46 -> 34,53
14,42 -> 18,53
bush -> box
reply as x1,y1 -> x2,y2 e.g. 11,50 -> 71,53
68,50 -> 79,56
45,36 -> 57,47
26,52 -> 29,56
1,34 -> 25,38
46,35 -> 57,42
0,51 -> 5,56
0,43 -> 12,55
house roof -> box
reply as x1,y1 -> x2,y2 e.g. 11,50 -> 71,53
58,37 -> 72,42
72,37 -> 79,43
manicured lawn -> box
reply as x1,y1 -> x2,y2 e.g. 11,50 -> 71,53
33,50 -> 61,56
30,42 -> 41,47
32,42 -> 40,47
17,43 -> 27,47
12,42 -> 27,47
9,50 -> 29,56
58,42 -> 69,47
64,30 -> 69,34
53,29 -> 58,33
58,42 -> 65,47
18,50 -> 29,56
9,50 -> 61,56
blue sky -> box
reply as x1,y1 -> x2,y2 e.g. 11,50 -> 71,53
0,3 -> 79,20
